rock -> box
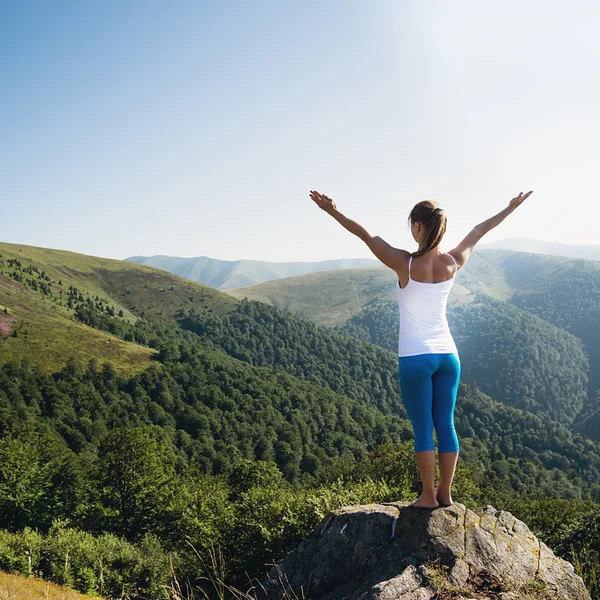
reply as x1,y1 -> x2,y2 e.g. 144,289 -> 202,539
255,501 -> 590,600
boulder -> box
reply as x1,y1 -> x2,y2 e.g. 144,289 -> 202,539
255,501 -> 590,600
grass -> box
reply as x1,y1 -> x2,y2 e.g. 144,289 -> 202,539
0,240 -> 239,375
224,249 -> 592,330
223,261 -> 498,328
225,266 -> 420,328
0,571 -> 102,600
165,542 -> 306,600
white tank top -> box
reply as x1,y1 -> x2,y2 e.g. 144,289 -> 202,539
395,252 -> 459,357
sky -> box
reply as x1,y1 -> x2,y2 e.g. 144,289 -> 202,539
2,0 -> 599,262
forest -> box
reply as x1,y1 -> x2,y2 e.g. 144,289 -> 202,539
2,247 -> 600,598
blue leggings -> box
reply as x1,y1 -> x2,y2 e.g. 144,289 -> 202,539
398,353 -> 460,453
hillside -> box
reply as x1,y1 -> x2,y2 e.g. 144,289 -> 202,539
2,240 -> 600,486
224,248 -> 532,326
225,265 -> 474,327
505,253 -> 600,393
335,293 -> 589,426
124,254 -> 380,289
0,240 -> 238,374
225,248 -> 598,313
224,250 -> 599,428
0,571 -> 101,599
2,240 -> 600,597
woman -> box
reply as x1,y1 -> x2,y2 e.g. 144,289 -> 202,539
309,189 -> 533,508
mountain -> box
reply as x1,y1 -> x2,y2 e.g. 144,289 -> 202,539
479,237 -> 600,261
2,238 -> 600,597
224,248 -> 532,326
3,240 -> 600,500
123,254 -> 380,289
0,240 -> 237,374
223,249 -> 600,435
225,265 -> 479,328
336,294 -> 590,427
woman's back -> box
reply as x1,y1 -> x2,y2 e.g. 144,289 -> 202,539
397,251 -> 458,287
395,252 -> 458,357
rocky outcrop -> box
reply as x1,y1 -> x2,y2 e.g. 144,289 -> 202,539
256,501 -> 590,600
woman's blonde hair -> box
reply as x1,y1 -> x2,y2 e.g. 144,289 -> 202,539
407,200 -> 447,257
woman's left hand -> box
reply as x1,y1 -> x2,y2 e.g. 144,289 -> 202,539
309,190 -> 337,214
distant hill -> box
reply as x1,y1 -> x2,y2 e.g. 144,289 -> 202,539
225,248 -> 598,325
479,236 -> 600,260
226,265 -> 474,328
225,249 -> 522,327
125,239 -> 600,293
123,254 -> 380,289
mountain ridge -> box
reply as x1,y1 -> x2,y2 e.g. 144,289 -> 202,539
124,254 -> 381,289
479,236 -> 600,260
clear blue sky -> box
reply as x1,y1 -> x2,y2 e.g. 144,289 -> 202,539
2,1 -> 599,262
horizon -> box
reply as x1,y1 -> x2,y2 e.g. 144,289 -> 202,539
3,1 -> 599,261
125,235 -> 600,262
2,234 -> 600,266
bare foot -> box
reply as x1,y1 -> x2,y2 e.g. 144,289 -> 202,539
435,488 -> 453,506
410,493 -> 440,508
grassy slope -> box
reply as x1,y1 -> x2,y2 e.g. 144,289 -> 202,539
0,571 -> 100,600
224,266 -> 392,327
224,259 -> 484,328
2,242 -> 589,374
0,241 -> 240,374
224,249 -> 591,327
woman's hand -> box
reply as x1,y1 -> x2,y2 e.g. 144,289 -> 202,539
308,189 -> 405,270
309,190 -> 337,214
508,190 -> 533,211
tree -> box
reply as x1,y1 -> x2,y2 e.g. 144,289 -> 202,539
92,427 -> 177,541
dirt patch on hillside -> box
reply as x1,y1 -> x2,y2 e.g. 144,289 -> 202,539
0,312 -> 15,336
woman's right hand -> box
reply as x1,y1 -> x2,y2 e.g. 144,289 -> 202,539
508,190 -> 533,211
309,190 -> 337,214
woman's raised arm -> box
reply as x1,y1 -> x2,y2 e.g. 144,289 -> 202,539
309,190 -> 408,272
450,190 -> 533,269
